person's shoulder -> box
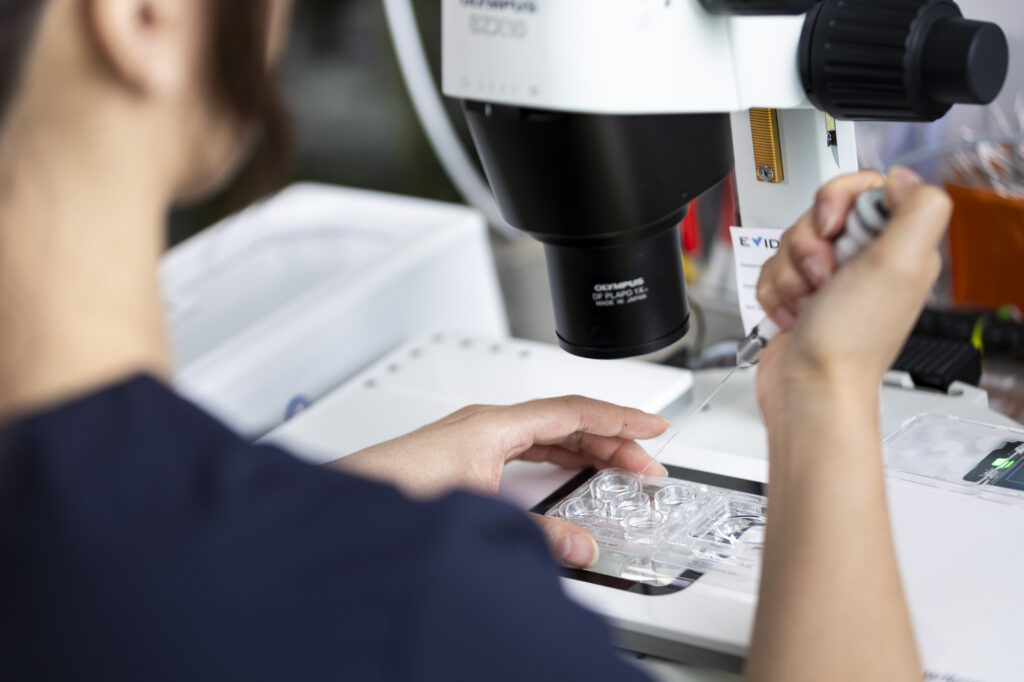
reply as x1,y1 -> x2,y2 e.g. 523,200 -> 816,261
392,491 -> 649,681
0,374 -> 408,540
415,489 -> 552,567
0,373 -> 236,455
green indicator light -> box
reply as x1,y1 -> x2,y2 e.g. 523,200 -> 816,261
993,458 -> 1017,470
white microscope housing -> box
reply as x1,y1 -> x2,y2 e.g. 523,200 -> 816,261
441,0 -> 1008,358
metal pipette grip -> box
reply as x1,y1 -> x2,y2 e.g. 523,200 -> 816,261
736,187 -> 891,367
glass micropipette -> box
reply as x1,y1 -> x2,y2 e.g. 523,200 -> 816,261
642,187 -> 892,475
640,365 -> 748,475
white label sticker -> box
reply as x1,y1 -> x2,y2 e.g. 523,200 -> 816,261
730,226 -> 786,334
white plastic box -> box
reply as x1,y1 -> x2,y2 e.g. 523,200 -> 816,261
162,184 -> 508,438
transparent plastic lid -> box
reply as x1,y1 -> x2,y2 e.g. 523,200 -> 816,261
546,468 -> 766,587
884,414 -> 1024,503
544,415 -> 1024,589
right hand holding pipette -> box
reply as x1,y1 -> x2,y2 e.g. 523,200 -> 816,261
754,167 -> 953,417
746,167 -> 953,682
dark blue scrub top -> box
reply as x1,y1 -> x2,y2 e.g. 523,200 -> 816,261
0,377 -> 648,681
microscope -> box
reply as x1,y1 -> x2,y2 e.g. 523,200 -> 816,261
441,0 -> 1009,359
261,4 -> 1016,671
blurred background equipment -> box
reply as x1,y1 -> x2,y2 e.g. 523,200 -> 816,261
164,184 -> 507,439
170,0 -> 1023,415
947,185 -> 1024,312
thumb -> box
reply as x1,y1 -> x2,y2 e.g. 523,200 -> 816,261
530,513 -> 600,569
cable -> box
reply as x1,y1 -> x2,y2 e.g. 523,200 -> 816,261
381,0 -> 521,241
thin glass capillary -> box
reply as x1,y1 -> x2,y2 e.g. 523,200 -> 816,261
640,365 -> 748,475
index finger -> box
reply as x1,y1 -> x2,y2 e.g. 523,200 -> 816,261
503,395 -> 670,450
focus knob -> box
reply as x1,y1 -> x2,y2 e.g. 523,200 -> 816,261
922,16 -> 1008,105
699,0 -> 819,15
799,0 -> 1009,121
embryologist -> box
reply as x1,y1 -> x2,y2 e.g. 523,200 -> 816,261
0,1 -> 955,680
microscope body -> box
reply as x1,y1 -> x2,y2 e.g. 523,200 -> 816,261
441,0 -> 1008,359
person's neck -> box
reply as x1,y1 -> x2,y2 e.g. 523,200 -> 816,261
0,117 -> 174,421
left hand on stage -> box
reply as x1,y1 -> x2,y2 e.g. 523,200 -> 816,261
330,396 -> 670,569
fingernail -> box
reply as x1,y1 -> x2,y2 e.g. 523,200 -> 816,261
815,199 -> 842,237
773,307 -> 796,331
795,295 -> 812,314
801,255 -> 829,287
562,534 -> 599,568
652,414 -> 671,428
889,166 -> 923,189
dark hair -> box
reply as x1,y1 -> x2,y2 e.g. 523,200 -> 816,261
0,0 -> 292,206
0,1 -> 47,127
207,0 -> 293,208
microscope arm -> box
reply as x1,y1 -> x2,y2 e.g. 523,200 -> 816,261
732,110 -> 859,231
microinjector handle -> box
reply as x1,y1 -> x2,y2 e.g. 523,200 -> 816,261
736,187 -> 891,367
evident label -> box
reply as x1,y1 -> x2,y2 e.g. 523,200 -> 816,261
730,226 -> 786,334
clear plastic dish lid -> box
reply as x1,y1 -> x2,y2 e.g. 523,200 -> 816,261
884,414 -> 1024,503
546,468 -> 766,586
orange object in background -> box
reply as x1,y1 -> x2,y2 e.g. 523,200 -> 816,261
947,185 -> 1024,311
